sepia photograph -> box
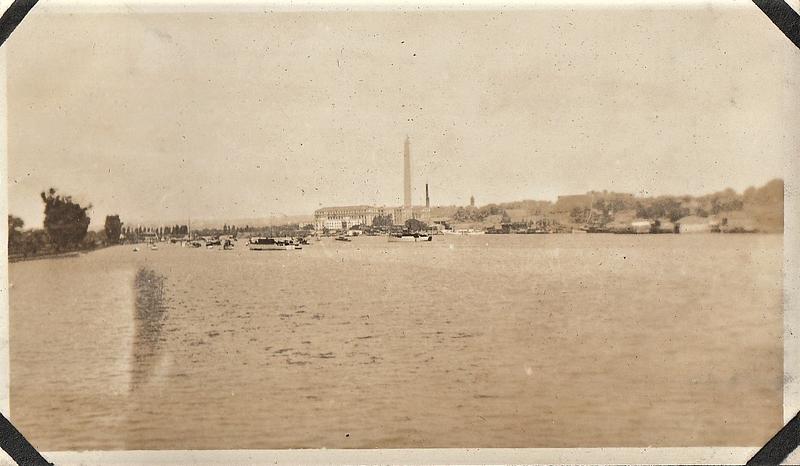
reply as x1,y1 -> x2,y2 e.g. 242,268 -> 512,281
1,0 -> 798,462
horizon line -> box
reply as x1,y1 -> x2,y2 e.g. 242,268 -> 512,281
53,177 -> 782,228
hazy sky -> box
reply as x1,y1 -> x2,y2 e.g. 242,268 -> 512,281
5,6 -> 799,228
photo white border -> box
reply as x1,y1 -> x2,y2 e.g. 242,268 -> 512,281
1,0 -> 797,463
0,0 -> 10,421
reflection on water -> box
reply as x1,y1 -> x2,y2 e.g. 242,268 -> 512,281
8,235 -> 785,450
131,267 -> 168,389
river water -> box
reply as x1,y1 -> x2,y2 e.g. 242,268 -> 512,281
9,234 -> 783,450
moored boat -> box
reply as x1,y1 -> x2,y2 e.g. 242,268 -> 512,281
388,232 -> 433,242
248,237 -> 302,251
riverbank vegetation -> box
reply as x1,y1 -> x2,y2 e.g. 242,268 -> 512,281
8,188 -> 124,262
430,178 -> 784,233
7,179 -> 784,261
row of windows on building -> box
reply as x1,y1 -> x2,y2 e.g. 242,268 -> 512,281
314,206 -> 430,230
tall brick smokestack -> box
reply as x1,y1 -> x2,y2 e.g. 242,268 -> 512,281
425,183 -> 430,208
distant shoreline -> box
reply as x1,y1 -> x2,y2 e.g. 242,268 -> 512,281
8,245 -> 111,264
8,232 -> 785,264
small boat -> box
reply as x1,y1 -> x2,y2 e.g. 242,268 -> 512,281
335,236 -> 351,242
149,244 -> 159,250
132,247 -> 140,252
388,232 -> 433,242
249,237 -> 302,251
223,239 -> 234,250
447,229 -> 484,235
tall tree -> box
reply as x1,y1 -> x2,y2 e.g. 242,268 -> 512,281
7,215 -> 24,249
40,188 -> 91,251
405,218 -> 427,232
372,214 -> 393,227
104,215 -> 123,244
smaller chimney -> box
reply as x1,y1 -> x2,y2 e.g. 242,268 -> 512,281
425,183 -> 430,208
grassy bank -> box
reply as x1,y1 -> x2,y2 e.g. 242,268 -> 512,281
8,244 -> 111,263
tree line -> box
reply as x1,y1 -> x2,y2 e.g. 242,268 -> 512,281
466,178 -> 783,229
122,224 -> 189,241
452,204 -> 510,223
8,188 -> 125,259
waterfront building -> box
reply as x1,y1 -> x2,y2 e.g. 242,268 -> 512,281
313,136 -> 430,231
392,205 -> 430,225
677,215 -> 721,233
314,205 -> 390,231
631,219 -> 654,234
656,220 -> 678,233
392,206 -> 408,225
